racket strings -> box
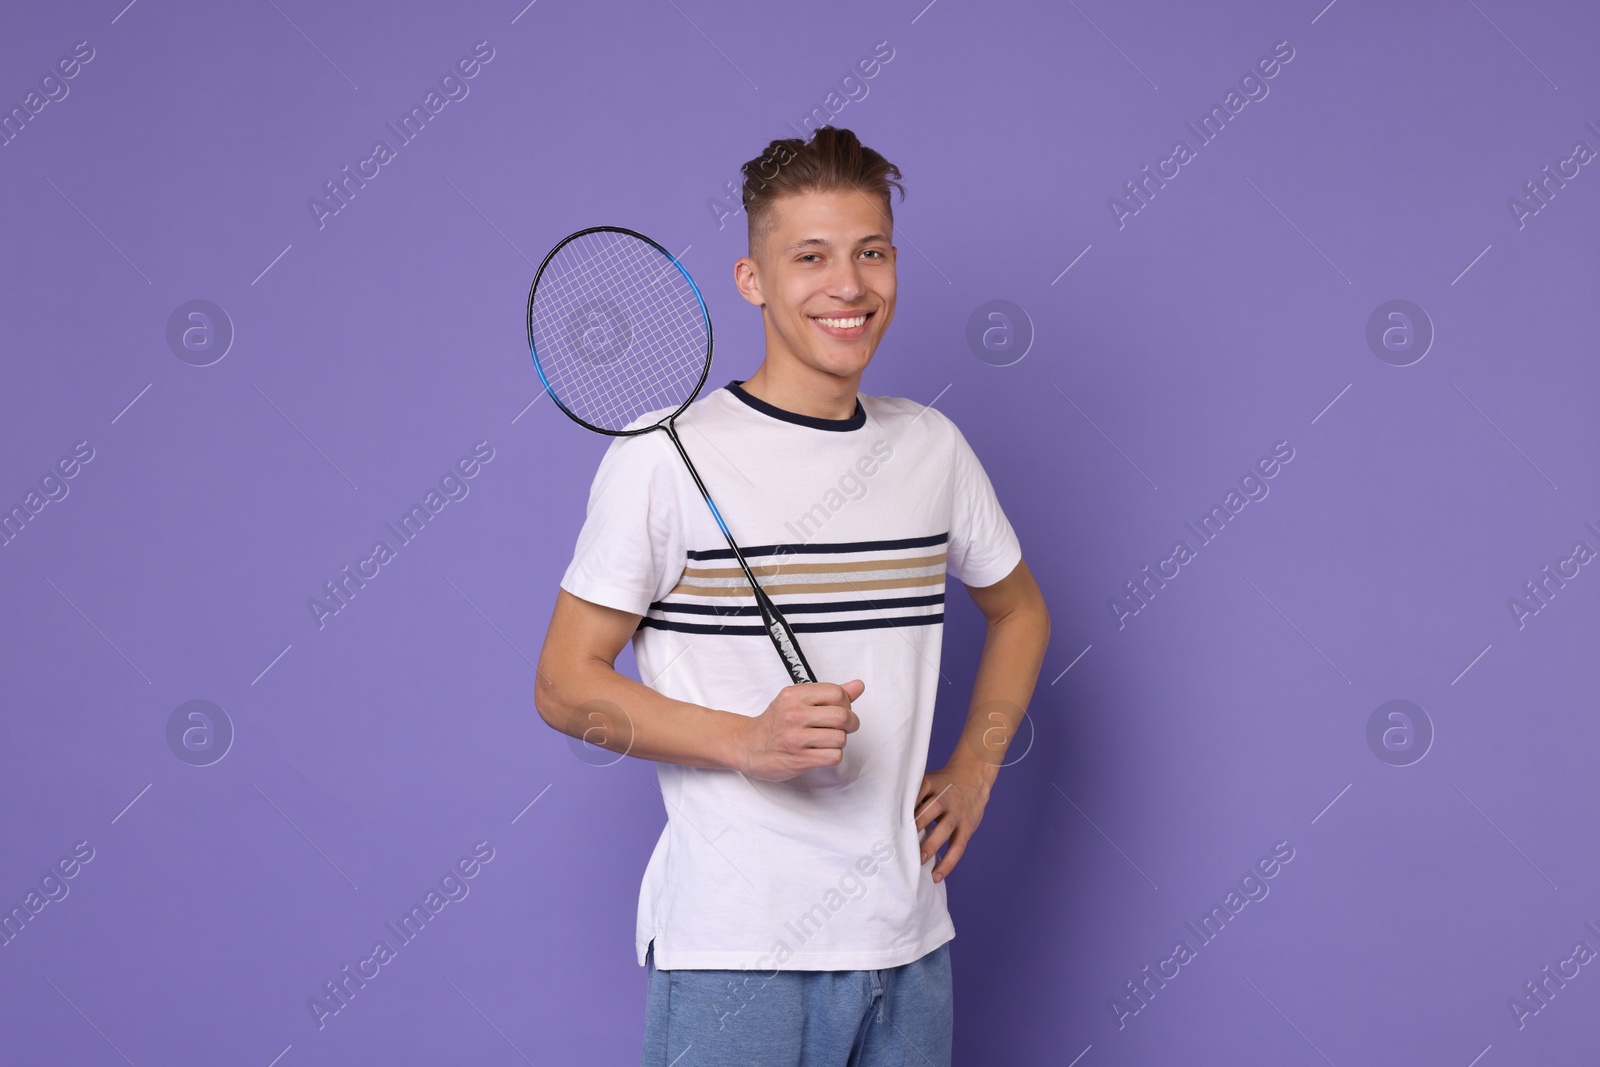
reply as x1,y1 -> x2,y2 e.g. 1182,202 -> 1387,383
530,230 -> 709,432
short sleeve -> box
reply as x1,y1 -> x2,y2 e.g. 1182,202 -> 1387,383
559,432 -> 686,617
944,416 -> 1022,589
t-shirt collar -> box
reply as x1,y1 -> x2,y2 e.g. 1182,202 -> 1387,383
724,380 -> 865,432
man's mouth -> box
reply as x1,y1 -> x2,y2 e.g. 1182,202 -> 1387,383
809,311 -> 873,339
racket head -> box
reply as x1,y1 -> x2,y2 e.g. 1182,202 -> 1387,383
526,226 -> 713,436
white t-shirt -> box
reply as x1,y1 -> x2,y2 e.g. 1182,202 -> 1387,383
559,380 -> 1022,971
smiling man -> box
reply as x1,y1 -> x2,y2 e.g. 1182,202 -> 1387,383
535,126 -> 1050,1066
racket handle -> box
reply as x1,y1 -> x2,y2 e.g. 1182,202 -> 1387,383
751,580 -> 817,684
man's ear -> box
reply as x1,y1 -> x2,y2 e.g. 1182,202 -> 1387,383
733,255 -> 765,308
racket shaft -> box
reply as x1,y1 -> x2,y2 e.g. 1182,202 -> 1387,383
663,423 -> 816,685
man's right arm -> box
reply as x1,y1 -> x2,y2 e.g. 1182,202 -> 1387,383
534,588 -> 863,780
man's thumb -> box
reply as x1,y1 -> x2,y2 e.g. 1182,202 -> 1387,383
842,678 -> 866,700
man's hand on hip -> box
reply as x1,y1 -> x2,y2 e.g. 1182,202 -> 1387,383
914,762 -> 995,884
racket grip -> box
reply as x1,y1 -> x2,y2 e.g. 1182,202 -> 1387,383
752,583 -> 816,684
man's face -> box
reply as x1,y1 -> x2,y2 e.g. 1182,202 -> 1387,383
735,188 -> 898,380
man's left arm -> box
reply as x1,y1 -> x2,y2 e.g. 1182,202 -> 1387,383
915,557 -> 1050,883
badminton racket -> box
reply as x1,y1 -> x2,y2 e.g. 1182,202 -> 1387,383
526,225 -> 817,685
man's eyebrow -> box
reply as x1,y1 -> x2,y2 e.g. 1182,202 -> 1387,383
780,234 -> 891,253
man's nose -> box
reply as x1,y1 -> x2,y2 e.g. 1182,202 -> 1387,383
826,262 -> 866,301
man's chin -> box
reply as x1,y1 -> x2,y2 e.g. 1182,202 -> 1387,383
808,347 -> 876,380
809,333 -> 881,373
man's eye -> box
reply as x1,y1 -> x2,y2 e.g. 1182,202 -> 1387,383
861,249 -> 883,259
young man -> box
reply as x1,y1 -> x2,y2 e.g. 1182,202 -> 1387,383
535,126 -> 1050,1066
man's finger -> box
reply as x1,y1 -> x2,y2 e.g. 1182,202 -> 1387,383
931,829 -> 968,883
799,727 -> 848,749
795,704 -> 854,731
914,782 -> 952,830
919,813 -> 956,865
796,682 -> 854,706
810,746 -> 845,768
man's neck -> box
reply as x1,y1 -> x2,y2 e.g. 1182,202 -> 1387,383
740,360 -> 861,421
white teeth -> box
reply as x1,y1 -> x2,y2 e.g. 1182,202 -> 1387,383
814,315 -> 867,329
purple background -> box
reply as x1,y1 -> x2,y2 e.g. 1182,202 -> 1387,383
3,1 -> 1598,1064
